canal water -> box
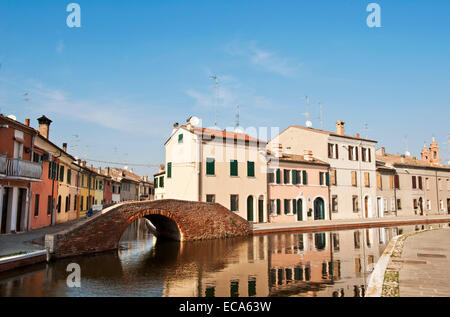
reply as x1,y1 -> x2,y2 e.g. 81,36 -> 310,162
0,220 -> 449,297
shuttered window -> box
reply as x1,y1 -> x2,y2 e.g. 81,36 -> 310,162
389,175 -> 394,189
326,172 -> 330,186
34,194 -> 40,217
230,160 -> 238,176
59,165 -> 64,182
292,170 -> 297,184
330,169 -> 336,185
355,147 -> 359,161
276,169 -> 281,184
394,175 -> 400,189
293,199 -> 297,214
247,161 -> 255,177
67,169 -> 71,184
418,176 -> 423,190
167,162 -> 172,178
319,172 -> 324,185
206,158 -> 215,175
284,199 -> 290,214
276,199 -> 281,215
178,133 -> 183,143
377,174 -> 382,189
302,170 -> 307,185
412,176 -> 417,189
351,171 -> 357,186
364,172 -> 370,187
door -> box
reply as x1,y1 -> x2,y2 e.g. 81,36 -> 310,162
16,188 -> 26,232
314,198 -> 325,220
258,196 -> 264,223
297,199 -> 303,221
1,188 -> 11,234
247,196 -> 254,222
364,197 -> 369,218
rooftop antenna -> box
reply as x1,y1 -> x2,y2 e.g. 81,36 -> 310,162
364,122 -> 369,139
404,135 -> 411,156
235,104 -> 240,127
302,96 -> 312,127
209,75 -> 219,127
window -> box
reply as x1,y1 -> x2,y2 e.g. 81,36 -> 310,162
383,198 -> 388,212
74,195 -> 78,211
247,161 -> 255,177
206,158 -> 215,175
159,176 -> 164,188
276,199 -> 281,215
154,177 -> 158,188
377,174 -> 382,189
67,169 -> 71,184
230,195 -> 239,211
325,172 -> 330,186
330,169 -> 337,185
397,199 -> 402,210
412,176 -> 417,189
167,162 -> 172,178
230,280 -> 239,297
268,169 -> 275,183
391,198 -> 395,211
230,160 -> 238,176
178,133 -> 183,143
269,200 -> 276,215
352,195 -> 359,212
80,196 -> 84,210
389,175 -> 394,189
328,143 -> 339,159
364,172 -> 370,187
34,194 -> 40,217
413,199 -> 418,209
248,277 -> 256,297
57,195 -> 61,213
283,169 -> 290,184
47,195 -> 52,215
394,175 -> 400,189
426,178 -> 430,190
276,169 -> 281,184
348,146 -> 354,160
33,152 -> 41,163
319,172 -> 324,185
284,199 -> 291,214
206,194 -> 215,203
418,176 -> 423,190
59,165 -> 64,182
440,200 -> 444,211
65,196 -> 69,212
351,171 -> 357,187
332,195 -> 338,213
302,170 -> 307,185
292,170 -> 298,184
427,200 -> 431,210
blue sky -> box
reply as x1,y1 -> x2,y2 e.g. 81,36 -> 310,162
1,0 -> 449,176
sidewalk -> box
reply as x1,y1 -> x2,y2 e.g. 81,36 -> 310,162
397,228 -> 450,297
0,214 -> 96,257
252,214 -> 450,233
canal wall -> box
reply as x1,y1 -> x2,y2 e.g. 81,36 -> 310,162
45,199 -> 252,259
0,250 -> 48,273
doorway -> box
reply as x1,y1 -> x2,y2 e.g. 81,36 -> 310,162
1,188 -> 11,234
258,196 -> 264,223
16,188 -> 27,232
247,195 -> 254,222
314,197 -> 325,220
377,197 -> 382,218
297,199 -> 303,221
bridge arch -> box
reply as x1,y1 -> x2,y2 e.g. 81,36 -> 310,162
46,199 -> 253,259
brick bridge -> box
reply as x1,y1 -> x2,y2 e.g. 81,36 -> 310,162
45,199 -> 252,259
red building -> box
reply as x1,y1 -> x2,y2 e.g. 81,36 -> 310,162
0,115 -> 43,234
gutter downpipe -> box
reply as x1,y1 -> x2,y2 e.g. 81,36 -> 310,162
26,132 -> 37,232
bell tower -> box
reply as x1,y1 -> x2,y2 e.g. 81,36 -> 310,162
421,142 -> 429,162
429,137 -> 440,165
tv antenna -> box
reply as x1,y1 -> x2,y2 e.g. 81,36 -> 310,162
235,104 -> 240,127
209,75 -> 219,127
302,96 -> 312,127
364,122 -> 369,139
404,135 -> 410,156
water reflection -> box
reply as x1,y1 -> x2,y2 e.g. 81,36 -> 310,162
0,220 -> 449,297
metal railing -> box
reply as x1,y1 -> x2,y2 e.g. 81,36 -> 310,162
0,154 -> 6,175
4,157 -> 42,180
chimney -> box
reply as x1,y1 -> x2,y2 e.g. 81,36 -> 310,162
336,120 -> 345,136
356,133 -> 360,139
172,122 -> 179,135
62,143 -> 67,152
376,147 -> 386,156
82,161 -> 86,167
129,168 -> 134,173
37,115 -> 52,139
106,167 -> 110,176
25,118 -> 30,126
159,164 -> 165,172
303,150 -> 314,161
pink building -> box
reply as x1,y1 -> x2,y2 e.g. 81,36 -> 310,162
268,148 -> 330,223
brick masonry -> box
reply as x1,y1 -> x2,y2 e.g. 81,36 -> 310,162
46,199 -> 252,259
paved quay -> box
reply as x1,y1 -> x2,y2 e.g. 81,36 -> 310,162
396,228 -> 450,297
0,215 -> 96,257
252,214 -> 450,233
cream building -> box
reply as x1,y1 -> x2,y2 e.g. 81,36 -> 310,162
163,118 -> 268,222
270,121 -> 378,220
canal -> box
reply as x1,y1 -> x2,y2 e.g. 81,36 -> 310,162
0,220 -> 449,297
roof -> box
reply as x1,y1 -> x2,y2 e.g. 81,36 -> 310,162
109,167 -> 144,183
165,125 -> 266,145
376,153 -> 450,171
153,171 -> 165,177
288,125 -> 378,143
0,114 -> 37,134
267,150 -> 329,167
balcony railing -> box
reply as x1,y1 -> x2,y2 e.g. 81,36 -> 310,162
3,157 -> 43,180
0,155 -> 6,175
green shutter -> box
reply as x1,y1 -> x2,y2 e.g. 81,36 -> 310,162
167,162 -> 172,178
206,158 -> 215,175
293,199 -> 297,214
292,170 -> 297,184
178,133 -> 183,143
230,160 -> 238,176
159,176 -> 164,188
247,161 -> 255,177
154,177 -> 158,188
59,166 -> 64,182
276,169 -> 281,184
48,162 -> 52,179
67,169 -> 71,184
326,172 -> 330,186
302,170 -> 307,185
276,199 -> 281,215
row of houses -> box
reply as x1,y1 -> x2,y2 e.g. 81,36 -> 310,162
155,117 -> 450,223
0,114 -> 154,234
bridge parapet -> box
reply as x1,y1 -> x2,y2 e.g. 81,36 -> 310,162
45,199 -> 252,259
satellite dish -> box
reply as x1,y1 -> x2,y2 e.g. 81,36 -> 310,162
190,116 -> 200,127
305,120 -> 313,128
7,114 -> 17,121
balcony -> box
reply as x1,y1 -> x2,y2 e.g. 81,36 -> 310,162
1,156 -> 43,181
